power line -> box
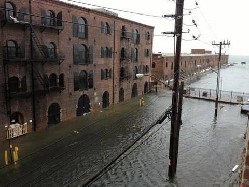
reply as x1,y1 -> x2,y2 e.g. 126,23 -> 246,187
1,7 -> 174,37
57,0 -> 171,18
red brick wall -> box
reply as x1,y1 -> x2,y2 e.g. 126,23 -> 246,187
152,53 -> 229,83
0,0 -> 154,141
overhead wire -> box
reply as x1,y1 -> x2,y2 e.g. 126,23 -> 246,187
62,0 -> 166,18
2,6 -> 174,38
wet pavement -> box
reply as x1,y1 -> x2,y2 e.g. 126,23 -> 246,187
0,89 -> 247,186
0,92 -> 173,186
91,98 -> 247,187
0,63 -> 248,186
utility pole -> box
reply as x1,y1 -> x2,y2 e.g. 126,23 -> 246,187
168,0 -> 184,178
212,40 -> 230,119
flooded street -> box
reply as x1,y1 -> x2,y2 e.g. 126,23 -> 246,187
92,98 -> 247,187
1,59 -> 248,186
91,61 -> 249,186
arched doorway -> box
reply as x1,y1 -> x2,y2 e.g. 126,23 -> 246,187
76,94 -> 90,116
131,83 -> 138,98
47,103 -> 61,126
10,112 -> 24,124
102,91 -> 109,108
144,82 -> 149,94
119,88 -> 124,102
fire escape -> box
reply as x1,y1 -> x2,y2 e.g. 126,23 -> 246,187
120,25 -> 131,83
1,7 -> 65,119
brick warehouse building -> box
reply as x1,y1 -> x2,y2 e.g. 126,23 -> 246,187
152,49 -> 229,83
0,0 -> 154,141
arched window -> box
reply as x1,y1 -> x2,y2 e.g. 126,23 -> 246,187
152,62 -> 156,68
78,17 -> 87,38
121,25 -> 127,37
119,88 -> 125,102
146,65 -> 149,73
135,48 -> 138,62
101,22 -> 105,33
44,75 -> 49,89
79,70 -> 88,90
145,49 -> 150,57
5,2 -> 15,20
105,69 -> 109,78
104,47 -> 108,58
134,66 -> 138,79
59,74 -> 64,88
18,7 -> 26,21
102,91 -> 109,108
109,69 -> 112,78
47,103 -> 61,126
8,76 -> 19,93
133,29 -> 140,44
21,76 -> 27,92
49,73 -> 57,87
121,48 -> 125,60
78,44 -> 88,64
106,22 -> 110,34
146,32 -> 150,40
6,40 -> 17,58
48,10 -> 55,26
74,72 -> 79,91
47,42 -> 56,58
101,22 -> 111,34
143,65 -> 146,74
101,69 -> 105,80
120,67 -> 125,80
88,71 -> 93,89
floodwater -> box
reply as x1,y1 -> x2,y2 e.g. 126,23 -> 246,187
90,63 -> 248,186
1,60 -> 248,186
91,99 -> 247,187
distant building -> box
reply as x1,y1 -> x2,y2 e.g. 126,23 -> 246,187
0,0 -> 154,141
152,49 -> 229,83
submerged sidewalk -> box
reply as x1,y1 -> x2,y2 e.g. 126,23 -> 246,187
0,92 -> 172,186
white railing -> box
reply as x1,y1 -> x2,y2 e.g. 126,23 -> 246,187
6,123 -> 28,139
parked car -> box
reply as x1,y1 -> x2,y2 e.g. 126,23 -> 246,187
241,102 -> 249,114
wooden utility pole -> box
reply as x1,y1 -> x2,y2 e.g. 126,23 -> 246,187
212,41 -> 230,119
168,0 -> 184,178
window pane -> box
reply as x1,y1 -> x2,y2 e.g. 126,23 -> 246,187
78,18 -> 86,38
49,74 -> 57,87
47,43 -> 55,58
7,40 -> 16,58
6,3 -> 14,19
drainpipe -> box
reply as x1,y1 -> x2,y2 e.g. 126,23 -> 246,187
112,20 -> 116,104
29,0 -> 36,131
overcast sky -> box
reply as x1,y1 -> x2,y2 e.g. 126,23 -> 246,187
63,0 -> 249,55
